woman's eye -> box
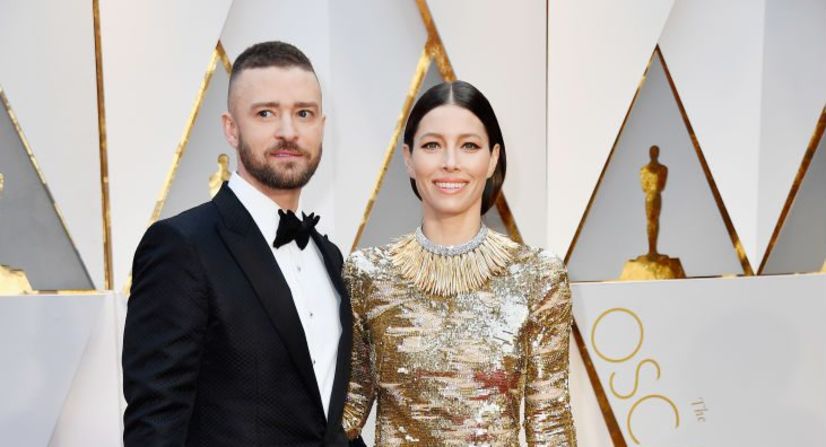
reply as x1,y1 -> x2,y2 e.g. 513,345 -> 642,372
462,142 -> 481,150
422,141 -> 440,150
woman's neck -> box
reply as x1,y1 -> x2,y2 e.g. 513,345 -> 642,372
420,210 -> 483,246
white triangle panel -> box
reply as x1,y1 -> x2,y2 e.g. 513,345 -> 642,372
0,294 -> 104,445
547,0 -> 676,255
104,0 -> 233,289
573,275 -> 826,445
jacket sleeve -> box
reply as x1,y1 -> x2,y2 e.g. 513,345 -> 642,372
341,253 -> 376,441
122,220 -> 209,446
523,253 -> 577,446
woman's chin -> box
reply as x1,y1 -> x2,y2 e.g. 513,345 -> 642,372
423,202 -> 480,220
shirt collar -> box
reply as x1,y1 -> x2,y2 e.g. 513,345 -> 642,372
227,173 -> 303,246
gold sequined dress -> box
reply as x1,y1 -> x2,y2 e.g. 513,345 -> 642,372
342,227 -> 577,446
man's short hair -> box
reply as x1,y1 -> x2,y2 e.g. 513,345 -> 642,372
228,41 -> 317,106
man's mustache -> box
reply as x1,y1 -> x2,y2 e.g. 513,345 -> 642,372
267,141 -> 307,155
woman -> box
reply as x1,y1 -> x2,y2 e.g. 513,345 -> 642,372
343,81 -> 576,446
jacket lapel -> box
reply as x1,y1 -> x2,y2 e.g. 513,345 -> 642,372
310,230 -> 352,432
212,185 -> 324,414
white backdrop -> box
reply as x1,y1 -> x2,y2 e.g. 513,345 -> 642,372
573,274 -> 826,446
0,0 -> 103,288
0,0 -> 824,446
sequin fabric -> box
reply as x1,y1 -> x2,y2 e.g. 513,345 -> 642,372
342,231 -> 577,446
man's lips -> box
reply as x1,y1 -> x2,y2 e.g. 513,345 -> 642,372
269,149 -> 304,158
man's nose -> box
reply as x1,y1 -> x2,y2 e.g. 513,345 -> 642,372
275,114 -> 297,140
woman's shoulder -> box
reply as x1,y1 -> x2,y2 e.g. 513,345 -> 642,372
506,241 -> 569,292
505,244 -> 572,320
509,241 -> 566,273
344,237 -> 405,277
344,247 -> 380,277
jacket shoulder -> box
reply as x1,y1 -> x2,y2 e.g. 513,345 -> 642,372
150,201 -> 220,241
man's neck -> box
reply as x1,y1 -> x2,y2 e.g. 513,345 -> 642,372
236,170 -> 301,211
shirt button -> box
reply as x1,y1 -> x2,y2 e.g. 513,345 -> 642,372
309,312 -> 314,318
312,359 -> 317,365
297,265 -> 302,272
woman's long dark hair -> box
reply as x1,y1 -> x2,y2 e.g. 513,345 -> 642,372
403,80 -> 506,214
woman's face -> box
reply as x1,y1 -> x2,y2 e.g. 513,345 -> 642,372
403,104 -> 500,220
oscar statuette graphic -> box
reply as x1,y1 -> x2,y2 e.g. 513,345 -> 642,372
208,153 -> 231,198
0,172 -> 34,293
619,145 -> 686,280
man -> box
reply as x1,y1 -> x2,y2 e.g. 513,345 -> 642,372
123,41 -> 352,446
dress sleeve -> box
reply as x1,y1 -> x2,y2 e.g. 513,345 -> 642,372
523,253 -> 577,446
341,253 -> 377,440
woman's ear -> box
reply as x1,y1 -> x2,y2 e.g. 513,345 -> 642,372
402,144 -> 415,178
487,143 -> 501,178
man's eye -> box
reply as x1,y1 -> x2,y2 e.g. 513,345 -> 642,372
297,110 -> 313,118
257,110 -> 273,118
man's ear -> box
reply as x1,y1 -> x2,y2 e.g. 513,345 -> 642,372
221,112 -> 239,149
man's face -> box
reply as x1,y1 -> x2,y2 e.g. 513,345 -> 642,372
224,66 -> 324,191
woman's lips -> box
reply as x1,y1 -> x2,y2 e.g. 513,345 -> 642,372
433,179 -> 468,194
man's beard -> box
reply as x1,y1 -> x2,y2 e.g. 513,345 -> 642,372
237,135 -> 321,190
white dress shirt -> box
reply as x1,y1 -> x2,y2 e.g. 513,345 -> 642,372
228,174 -> 342,418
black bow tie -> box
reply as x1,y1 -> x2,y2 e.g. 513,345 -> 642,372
273,209 -> 320,250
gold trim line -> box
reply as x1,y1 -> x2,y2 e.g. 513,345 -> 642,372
757,105 -> 826,274
125,42 -> 232,294
494,195 -> 523,243
0,87 -> 95,292
657,46 -> 753,275
572,322 -> 628,446
416,0 -> 456,82
564,50 -> 654,265
217,41 -> 233,74
147,43 -> 225,226
565,46 -> 754,276
93,0 -> 113,290
350,49 -> 431,252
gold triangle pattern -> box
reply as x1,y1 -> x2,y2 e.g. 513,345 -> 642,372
148,42 -> 232,225
564,46 -> 754,278
562,45 -> 759,446
0,88 -> 94,292
124,42 -> 232,293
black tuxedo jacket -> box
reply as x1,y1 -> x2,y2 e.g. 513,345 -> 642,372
123,184 -> 353,447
